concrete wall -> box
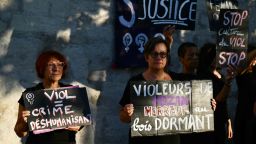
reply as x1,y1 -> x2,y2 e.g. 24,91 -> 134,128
0,0 -> 255,144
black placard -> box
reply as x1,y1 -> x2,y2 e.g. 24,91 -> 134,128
206,0 -> 238,31
130,80 -> 214,137
22,87 -> 91,131
115,0 -> 197,68
216,9 -> 249,68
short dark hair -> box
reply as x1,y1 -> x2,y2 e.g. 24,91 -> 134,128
178,42 -> 197,58
144,36 -> 170,56
144,37 -> 170,70
35,50 -> 68,79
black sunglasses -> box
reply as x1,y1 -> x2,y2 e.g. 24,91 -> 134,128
150,52 -> 168,59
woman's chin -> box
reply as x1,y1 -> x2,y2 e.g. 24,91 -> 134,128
49,76 -> 62,81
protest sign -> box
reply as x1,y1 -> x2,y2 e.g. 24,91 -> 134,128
115,0 -> 197,68
216,9 -> 249,68
206,0 -> 238,31
22,87 -> 91,131
130,80 -> 214,137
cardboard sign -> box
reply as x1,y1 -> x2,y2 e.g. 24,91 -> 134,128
216,9 -> 249,68
206,0 -> 238,31
130,80 -> 214,137
115,0 -> 197,68
22,87 -> 91,131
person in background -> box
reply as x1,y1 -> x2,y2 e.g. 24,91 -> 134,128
177,42 -> 199,75
170,41 -> 216,109
196,43 -> 234,144
173,42 -> 221,144
14,50 -> 81,144
168,42 -> 199,80
234,44 -> 256,144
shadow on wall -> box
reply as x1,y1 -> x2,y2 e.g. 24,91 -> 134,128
1,0 -> 256,144
0,0 -> 110,144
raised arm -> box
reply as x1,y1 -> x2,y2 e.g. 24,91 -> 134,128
163,25 -> 175,47
215,65 -> 235,102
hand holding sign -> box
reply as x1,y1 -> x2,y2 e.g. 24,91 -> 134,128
22,110 -> 30,123
124,104 -> 134,116
65,126 -> 81,131
211,99 -> 217,111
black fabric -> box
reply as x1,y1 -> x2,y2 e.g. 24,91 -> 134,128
234,71 -> 256,144
18,82 -> 77,144
168,71 -> 198,81
195,72 -> 228,144
119,74 -> 145,107
119,73 -> 179,144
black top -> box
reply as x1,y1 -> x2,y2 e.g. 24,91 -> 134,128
236,72 -> 255,119
195,72 -> 228,144
234,71 -> 256,144
119,74 -> 145,107
198,72 -> 229,123
119,73 -> 179,144
168,71 -> 198,81
18,83 -> 77,144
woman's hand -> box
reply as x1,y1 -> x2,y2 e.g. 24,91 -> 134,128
227,119 -> 233,139
124,104 -> 134,116
163,25 -> 175,45
14,105 -> 30,137
119,104 -> 134,123
211,98 -> 217,111
22,110 -> 30,123
249,57 -> 256,69
66,126 -> 81,131
225,65 -> 237,86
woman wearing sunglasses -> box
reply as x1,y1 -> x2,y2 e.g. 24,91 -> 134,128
119,36 -> 180,144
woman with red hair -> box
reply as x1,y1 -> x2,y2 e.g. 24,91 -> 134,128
14,50 -> 80,144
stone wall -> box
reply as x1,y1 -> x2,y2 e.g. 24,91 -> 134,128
0,0 -> 255,144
